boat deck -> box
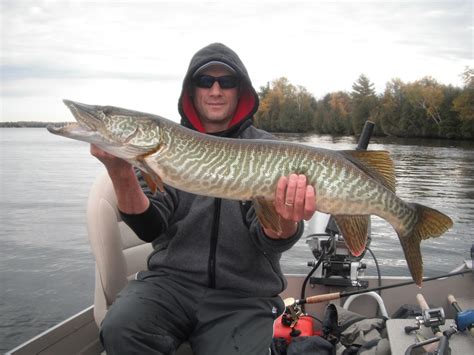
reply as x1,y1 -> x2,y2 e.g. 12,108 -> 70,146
8,271 -> 473,355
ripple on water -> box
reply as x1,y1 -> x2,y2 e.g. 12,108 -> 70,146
1,129 -> 473,351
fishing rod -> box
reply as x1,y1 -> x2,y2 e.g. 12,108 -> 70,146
285,269 -> 471,307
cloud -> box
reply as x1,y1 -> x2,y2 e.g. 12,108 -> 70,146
1,64 -> 180,83
1,0 -> 472,121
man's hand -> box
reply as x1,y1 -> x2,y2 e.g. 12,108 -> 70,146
90,144 -> 132,176
264,174 -> 316,239
90,144 -> 149,214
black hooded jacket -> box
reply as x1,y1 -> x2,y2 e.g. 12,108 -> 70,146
178,42 -> 259,136
121,43 -> 303,297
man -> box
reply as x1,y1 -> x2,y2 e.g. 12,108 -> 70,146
93,43 -> 316,354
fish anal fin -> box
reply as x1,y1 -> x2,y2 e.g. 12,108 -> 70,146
334,215 -> 370,257
253,196 -> 281,233
341,150 -> 396,193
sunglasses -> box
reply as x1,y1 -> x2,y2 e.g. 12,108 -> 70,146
193,75 -> 240,89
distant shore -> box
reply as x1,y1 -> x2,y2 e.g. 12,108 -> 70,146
0,122 -> 71,128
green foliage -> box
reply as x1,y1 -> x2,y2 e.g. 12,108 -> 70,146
313,92 -> 352,135
452,67 -> 474,138
255,78 -> 315,133
351,74 -> 378,135
254,69 -> 473,140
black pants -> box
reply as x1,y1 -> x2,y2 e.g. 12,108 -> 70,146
100,271 -> 284,355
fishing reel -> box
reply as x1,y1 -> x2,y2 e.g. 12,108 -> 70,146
274,298 -> 316,342
404,294 -> 451,355
306,215 -> 369,288
404,308 -> 446,334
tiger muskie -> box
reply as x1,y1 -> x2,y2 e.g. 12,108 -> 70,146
47,100 -> 453,286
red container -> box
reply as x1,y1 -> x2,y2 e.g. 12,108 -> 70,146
273,315 -> 315,343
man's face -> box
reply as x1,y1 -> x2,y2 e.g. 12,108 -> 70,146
192,65 -> 239,133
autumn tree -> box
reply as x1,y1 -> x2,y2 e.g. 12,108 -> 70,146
404,77 -> 445,130
255,77 -> 316,132
378,78 -> 407,136
453,67 -> 474,138
437,84 -> 462,138
328,91 -> 352,134
254,71 -> 473,139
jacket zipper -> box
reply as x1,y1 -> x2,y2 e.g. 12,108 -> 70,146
208,198 -> 221,288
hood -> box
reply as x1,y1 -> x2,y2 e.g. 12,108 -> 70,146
178,43 -> 259,136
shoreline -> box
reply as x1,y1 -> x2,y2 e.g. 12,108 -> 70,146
0,122 -> 71,128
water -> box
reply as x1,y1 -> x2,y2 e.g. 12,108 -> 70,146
1,128 -> 473,351
0,129 -> 102,351
278,134 -> 474,277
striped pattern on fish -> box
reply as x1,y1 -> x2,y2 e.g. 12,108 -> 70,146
47,100 -> 453,286
152,124 -> 413,228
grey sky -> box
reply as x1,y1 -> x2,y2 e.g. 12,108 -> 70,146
1,0 -> 472,122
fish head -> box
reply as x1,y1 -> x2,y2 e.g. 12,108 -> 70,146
47,100 -> 162,159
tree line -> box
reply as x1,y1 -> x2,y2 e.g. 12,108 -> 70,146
254,67 -> 473,140
0,121 -> 64,128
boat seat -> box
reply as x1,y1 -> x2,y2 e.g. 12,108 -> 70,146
86,170 -> 193,355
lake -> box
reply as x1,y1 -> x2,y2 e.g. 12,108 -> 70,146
1,128 -> 473,351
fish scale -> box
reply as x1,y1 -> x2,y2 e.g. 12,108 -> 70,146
47,100 -> 454,286
154,127 -> 395,218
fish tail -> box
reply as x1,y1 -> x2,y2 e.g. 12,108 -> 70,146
398,203 -> 453,286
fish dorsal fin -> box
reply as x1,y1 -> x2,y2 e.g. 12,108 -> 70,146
340,150 -> 396,193
253,196 -> 282,233
334,215 -> 370,257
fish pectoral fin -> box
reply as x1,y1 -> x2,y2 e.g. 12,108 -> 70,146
334,215 -> 370,257
340,150 -> 396,193
122,145 -> 154,157
253,196 -> 282,233
137,157 -> 165,194
142,172 -> 165,194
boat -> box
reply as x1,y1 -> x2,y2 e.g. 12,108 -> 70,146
7,169 -> 473,355
7,123 -> 474,354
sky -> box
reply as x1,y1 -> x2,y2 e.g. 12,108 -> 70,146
1,0 -> 472,123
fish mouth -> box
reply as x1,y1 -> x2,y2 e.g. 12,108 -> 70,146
62,99 -> 103,130
46,100 -> 105,142
46,121 -> 83,134
46,121 -> 97,140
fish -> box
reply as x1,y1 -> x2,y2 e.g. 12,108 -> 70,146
47,99 -> 453,286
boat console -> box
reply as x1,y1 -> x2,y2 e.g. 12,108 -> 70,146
306,216 -> 369,288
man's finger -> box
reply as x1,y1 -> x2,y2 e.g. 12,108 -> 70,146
293,175 -> 307,213
303,185 -> 316,220
275,176 -> 288,208
284,174 -> 298,207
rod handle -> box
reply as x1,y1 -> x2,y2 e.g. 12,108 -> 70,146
417,293 -> 443,337
447,294 -> 462,312
416,293 -> 429,311
304,292 -> 341,304
448,294 -> 474,336
447,294 -> 457,305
